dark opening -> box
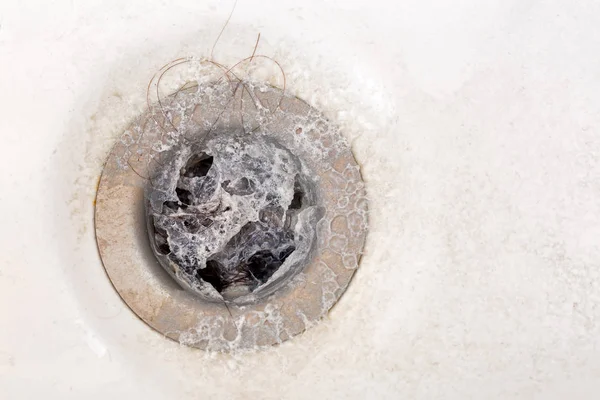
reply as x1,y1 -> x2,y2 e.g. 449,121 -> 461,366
163,200 -> 180,212
154,223 -> 171,255
175,187 -> 193,205
289,176 -> 304,209
194,220 -> 297,295
196,260 -> 225,293
196,247 -> 297,295
182,153 -> 213,178
247,247 -> 296,282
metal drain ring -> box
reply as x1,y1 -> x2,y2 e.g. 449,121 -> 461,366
95,82 -> 368,351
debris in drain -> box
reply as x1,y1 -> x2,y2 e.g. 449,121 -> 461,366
96,82 -> 369,350
146,134 -> 324,303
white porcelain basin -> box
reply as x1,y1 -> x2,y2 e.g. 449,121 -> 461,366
2,0 -> 600,398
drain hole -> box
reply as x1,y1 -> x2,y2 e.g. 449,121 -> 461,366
289,176 -> 303,210
247,247 -> 296,282
197,247 -> 297,295
200,220 -> 297,295
153,222 -> 171,255
182,153 -> 213,178
148,136 -> 323,302
175,187 -> 193,205
163,201 -> 180,212
196,260 -> 225,293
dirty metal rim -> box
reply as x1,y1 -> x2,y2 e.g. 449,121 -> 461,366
94,82 -> 368,351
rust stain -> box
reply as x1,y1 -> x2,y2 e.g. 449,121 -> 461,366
92,175 -> 101,206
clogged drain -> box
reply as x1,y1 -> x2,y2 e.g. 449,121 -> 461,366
147,134 -> 323,303
95,79 -> 368,350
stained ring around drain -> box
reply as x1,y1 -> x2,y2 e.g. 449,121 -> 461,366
94,82 -> 368,351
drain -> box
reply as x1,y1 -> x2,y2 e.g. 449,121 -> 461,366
95,78 -> 368,351
147,134 -> 323,303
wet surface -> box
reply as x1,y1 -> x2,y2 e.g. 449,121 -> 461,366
147,134 -> 322,301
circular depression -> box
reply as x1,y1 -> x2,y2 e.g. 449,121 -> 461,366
94,81 -> 368,351
147,134 -> 324,304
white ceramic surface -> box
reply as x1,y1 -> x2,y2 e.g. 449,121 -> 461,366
2,0 -> 600,398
